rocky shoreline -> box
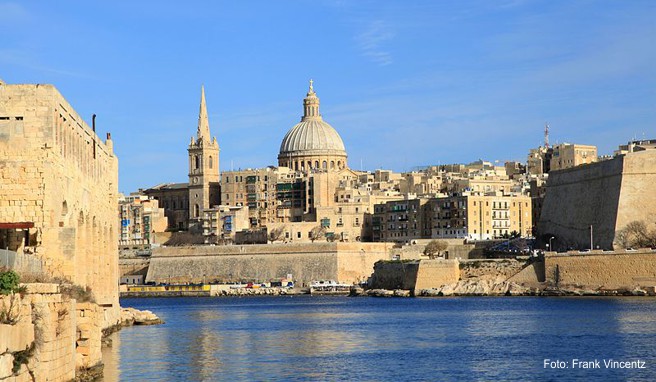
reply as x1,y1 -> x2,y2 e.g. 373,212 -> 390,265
350,283 -> 656,298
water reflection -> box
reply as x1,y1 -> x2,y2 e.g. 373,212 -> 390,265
107,296 -> 656,381
99,333 -> 120,382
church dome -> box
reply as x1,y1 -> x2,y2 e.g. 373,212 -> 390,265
278,80 -> 348,171
279,119 -> 346,154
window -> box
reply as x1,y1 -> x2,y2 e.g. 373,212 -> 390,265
297,232 -> 301,239
209,156 -> 213,168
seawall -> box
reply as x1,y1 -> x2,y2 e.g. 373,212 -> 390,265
545,249 -> 656,290
146,242 -> 392,286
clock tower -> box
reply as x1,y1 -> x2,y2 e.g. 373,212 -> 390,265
188,85 -> 220,229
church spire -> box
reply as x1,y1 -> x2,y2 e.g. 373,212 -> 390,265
197,85 -> 210,141
302,79 -> 321,121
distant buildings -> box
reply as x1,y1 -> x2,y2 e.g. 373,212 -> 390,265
118,194 -> 167,249
131,81 -> 654,250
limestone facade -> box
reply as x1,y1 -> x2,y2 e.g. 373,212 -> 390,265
550,143 -> 597,171
118,193 -> 168,249
373,193 -> 532,242
0,83 -> 119,325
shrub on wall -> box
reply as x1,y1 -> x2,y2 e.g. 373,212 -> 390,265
0,270 -> 20,295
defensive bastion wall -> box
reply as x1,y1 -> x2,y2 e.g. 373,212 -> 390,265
146,242 -> 393,286
0,84 -> 120,327
545,250 -> 656,289
369,260 -> 461,292
538,150 -> 656,251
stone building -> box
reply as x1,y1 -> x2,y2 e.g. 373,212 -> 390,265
188,86 -> 220,230
527,143 -> 597,175
201,205 -> 250,244
373,193 -> 532,242
0,82 -> 120,326
278,80 -> 347,171
550,143 -> 597,171
118,194 -> 168,249
143,86 -> 220,231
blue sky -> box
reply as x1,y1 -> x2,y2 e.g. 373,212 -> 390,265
2,0 -> 654,194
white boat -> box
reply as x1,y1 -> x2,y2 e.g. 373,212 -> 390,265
310,280 -> 351,293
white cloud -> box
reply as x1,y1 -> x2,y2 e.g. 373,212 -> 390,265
355,20 -> 395,66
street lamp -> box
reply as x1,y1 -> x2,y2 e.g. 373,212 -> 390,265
549,236 -> 555,252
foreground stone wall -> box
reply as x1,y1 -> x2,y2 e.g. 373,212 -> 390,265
545,250 -> 656,289
0,284 -> 103,382
0,83 -> 120,328
147,242 -> 392,286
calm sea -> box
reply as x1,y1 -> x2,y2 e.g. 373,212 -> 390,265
101,296 -> 656,381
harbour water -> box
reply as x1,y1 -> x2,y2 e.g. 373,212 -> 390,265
102,296 -> 656,381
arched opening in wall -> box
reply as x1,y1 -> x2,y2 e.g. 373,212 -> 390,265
78,211 -> 84,227
307,161 -> 311,169
322,161 -> 327,170
314,161 -> 319,169
209,156 -> 213,169
338,161 -> 342,170
194,155 -> 200,170
331,161 -> 335,169
62,201 -> 68,216
194,204 -> 200,218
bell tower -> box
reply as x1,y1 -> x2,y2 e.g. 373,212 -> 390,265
188,85 -> 220,229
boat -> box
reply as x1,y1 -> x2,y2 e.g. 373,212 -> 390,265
309,280 -> 351,294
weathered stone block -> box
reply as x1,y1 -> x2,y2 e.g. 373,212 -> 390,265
22,283 -> 60,294
0,353 -> 15,379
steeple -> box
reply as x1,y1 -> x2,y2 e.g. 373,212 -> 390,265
302,79 -> 321,121
197,85 -> 211,141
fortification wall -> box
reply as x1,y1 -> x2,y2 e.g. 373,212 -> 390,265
615,150 -> 656,233
537,155 -> 623,250
0,84 -> 120,328
147,242 -> 391,286
0,284 -> 103,382
538,150 -> 656,250
545,250 -> 656,289
370,259 -> 460,292
369,261 -> 420,290
413,260 -> 460,294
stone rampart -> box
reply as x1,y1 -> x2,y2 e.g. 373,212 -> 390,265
545,250 -> 656,289
370,259 -> 460,293
147,242 -> 392,286
413,260 -> 460,294
538,150 -> 656,250
0,83 -> 120,328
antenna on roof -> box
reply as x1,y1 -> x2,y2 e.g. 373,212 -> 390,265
544,123 -> 550,149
